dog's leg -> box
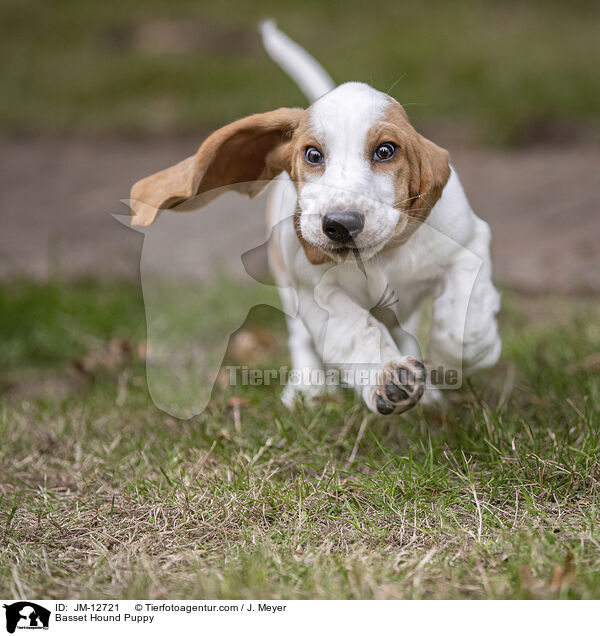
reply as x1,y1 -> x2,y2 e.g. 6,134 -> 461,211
390,306 -> 443,406
272,282 -> 327,407
389,306 -> 423,361
427,222 -> 501,387
298,279 -> 426,415
281,312 -> 329,407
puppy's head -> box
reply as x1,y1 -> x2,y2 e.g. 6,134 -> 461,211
130,82 -> 450,264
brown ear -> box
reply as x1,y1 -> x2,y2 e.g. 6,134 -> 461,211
406,134 -> 450,222
130,107 -> 303,226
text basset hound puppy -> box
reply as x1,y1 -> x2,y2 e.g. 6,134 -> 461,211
130,22 -> 501,415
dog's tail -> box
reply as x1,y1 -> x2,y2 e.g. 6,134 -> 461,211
260,20 -> 335,103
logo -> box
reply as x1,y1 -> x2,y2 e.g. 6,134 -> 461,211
3,603 -> 50,633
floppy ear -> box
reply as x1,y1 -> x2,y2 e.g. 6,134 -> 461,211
406,133 -> 450,222
130,107 -> 303,226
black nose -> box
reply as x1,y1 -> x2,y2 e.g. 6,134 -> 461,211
322,211 -> 364,243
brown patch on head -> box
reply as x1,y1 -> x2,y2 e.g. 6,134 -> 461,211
287,111 -> 332,265
367,100 -> 450,250
286,117 -> 326,187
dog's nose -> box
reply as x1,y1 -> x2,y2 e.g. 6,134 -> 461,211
322,211 -> 364,243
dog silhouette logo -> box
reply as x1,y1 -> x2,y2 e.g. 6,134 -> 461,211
3,602 -> 50,633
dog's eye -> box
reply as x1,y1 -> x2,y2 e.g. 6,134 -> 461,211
304,146 -> 324,165
373,142 -> 396,162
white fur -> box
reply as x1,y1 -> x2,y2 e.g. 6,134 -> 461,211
260,20 -> 335,102
263,31 -> 501,414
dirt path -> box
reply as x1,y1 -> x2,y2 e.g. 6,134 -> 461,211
1,134 -> 598,293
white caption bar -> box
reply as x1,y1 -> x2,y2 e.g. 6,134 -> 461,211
1,599 -> 596,635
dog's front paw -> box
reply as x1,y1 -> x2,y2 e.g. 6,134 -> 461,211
364,357 -> 426,415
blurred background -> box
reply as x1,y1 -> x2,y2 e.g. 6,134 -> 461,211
0,0 -> 598,292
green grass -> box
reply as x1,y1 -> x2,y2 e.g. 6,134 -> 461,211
1,0 -> 598,143
0,279 -> 599,599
